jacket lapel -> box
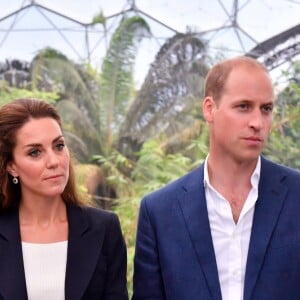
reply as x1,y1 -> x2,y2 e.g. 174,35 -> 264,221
65,205 -> 104,300
178,165 -> 222,300
0,209 -> 28,300
244,158 -> 287,300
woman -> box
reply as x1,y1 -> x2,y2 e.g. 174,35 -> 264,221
0,98 -> 128,300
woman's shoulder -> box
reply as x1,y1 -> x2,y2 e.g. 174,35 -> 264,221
69,204 -> 120,229
84,205 -> 117,221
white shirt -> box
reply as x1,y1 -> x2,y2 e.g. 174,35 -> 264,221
22,241 -> 68,300
204,156 -> 260,300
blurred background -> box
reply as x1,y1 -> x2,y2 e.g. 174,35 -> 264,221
0,0 -> 299,295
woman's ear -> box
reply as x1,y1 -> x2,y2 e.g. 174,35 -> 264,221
202,96 -> 215,123
7,162 -> 18,177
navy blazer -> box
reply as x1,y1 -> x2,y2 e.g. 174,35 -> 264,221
133,156 -> 300,300
0,204 -> 128,300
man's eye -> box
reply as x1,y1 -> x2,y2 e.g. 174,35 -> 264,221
263,105 -> 273,113
238,103 -> 249,110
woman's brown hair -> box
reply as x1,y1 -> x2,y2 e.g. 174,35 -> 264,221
0,98 -> 83,209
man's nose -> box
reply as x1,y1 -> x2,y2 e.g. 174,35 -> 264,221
248,110 -> 264,130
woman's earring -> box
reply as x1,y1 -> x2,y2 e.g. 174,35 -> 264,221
12,177 -> 18,184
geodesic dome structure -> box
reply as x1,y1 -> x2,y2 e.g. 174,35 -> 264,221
0,0 -> 299,85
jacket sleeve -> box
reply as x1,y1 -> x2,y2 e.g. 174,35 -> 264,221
132,197 -> 166,299
103,213 -> 129,300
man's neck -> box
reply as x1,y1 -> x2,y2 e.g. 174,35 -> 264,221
206,154 -> 259,223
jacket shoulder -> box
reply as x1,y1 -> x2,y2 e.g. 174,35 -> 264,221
81,205 -> 120,227
141,165 -> 204,209
262,157 -> 300,178
68,204 -> 120,233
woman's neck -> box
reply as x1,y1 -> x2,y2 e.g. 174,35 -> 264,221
19,197 -> 68,243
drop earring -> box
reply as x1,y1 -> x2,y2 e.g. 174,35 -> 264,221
12,177 -> 18,184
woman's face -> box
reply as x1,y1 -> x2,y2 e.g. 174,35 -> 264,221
7,117 -> 70,201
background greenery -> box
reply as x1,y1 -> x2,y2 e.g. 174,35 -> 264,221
1,13 -> 300,297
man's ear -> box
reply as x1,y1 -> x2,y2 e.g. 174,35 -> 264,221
6,162 -> 18,177
202,96 -> 216,123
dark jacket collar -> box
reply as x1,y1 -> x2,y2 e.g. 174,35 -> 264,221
0,204 -> 102,300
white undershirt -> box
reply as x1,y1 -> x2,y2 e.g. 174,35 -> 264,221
22,241 -> 68,300
204,156 -> 260,300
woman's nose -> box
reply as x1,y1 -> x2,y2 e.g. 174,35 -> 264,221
45,151 -> 59,168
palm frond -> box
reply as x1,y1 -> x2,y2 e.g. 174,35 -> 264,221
99,15 -> 150,150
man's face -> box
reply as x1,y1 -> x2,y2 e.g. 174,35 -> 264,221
204,65 -> 274,164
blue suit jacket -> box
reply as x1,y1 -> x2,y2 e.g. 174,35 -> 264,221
0,204 -> 128,300
133,157 -> 300,300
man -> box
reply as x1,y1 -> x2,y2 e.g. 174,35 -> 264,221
132,56 -> 300,300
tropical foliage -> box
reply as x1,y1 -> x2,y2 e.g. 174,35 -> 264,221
264,61 -> 300,168
99,15 -> 151,152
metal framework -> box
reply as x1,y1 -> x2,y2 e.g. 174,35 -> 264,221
246,24 -> 300,70
0,0 -> 299,70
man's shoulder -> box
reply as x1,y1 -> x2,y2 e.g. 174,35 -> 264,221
262,156 -> 300,177
261,157 -> 300,191
141,165 -> 204,208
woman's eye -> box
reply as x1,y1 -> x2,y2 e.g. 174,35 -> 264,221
56,143 -> 65,151
28,149 -> 41,157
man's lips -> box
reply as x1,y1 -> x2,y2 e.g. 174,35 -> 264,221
244,136 -> 263,142
243,136 -> 264,146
